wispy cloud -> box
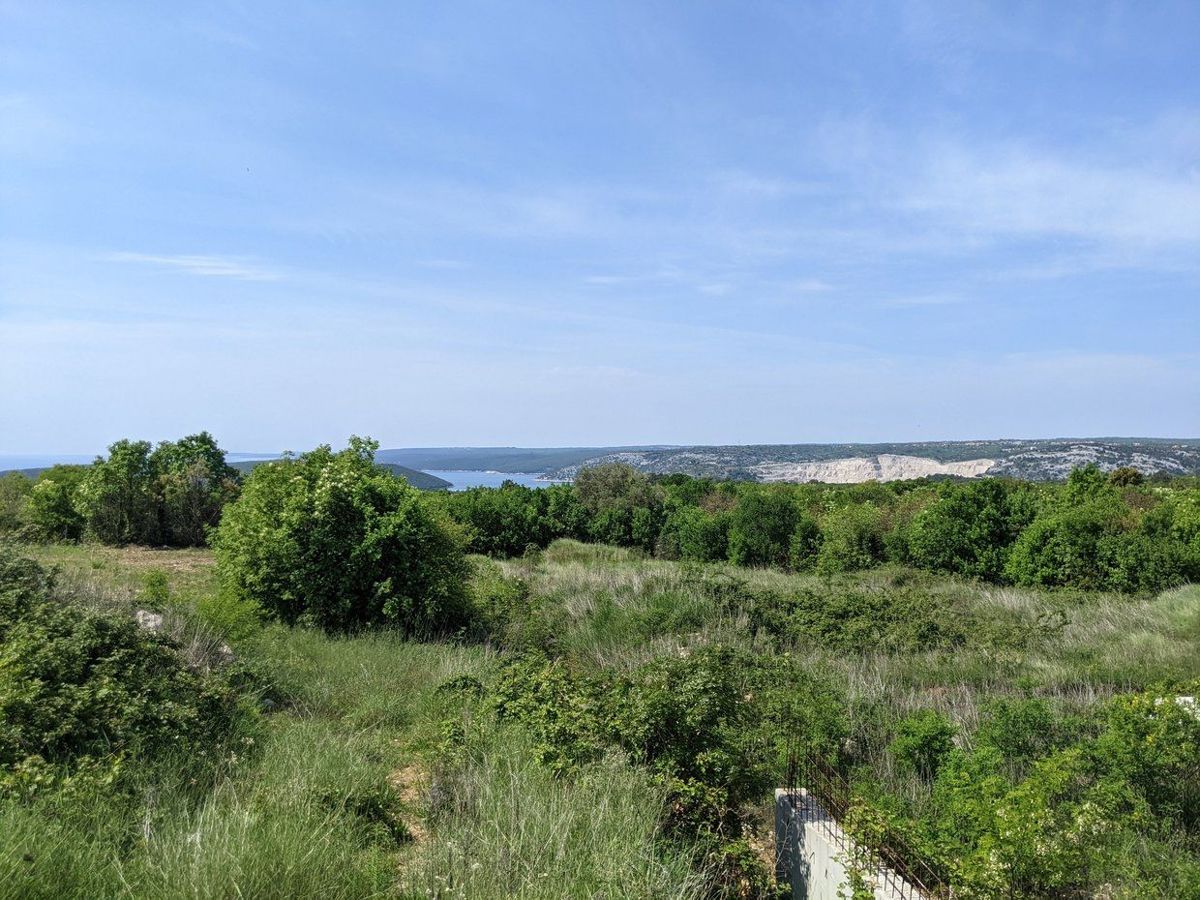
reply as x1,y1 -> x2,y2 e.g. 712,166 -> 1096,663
904,144 -> 1200,247
101,252 -> 284,281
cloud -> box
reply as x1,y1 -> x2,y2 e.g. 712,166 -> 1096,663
101,252 -> 284,281
903,143 -> 1200,248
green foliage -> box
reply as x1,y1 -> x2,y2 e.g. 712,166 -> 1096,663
26,464 -> 88,541
0,549 -> 247,798
661,505 -> 731,562
787,514 -> 822,570
727,489 -> 796,568
72,432 -> 240,547
213,437 -> 471,634
816,503 -> 886,574
448,482 -> 546,557
889,710 -> 956,779
74,439 -> 158,545
0,472 -> 32,535
746,579 -> 965,653
151,432 -> 240,547
905,480 -> 1031,580
574,463 -> 665,551
1006,489 -> 1196,593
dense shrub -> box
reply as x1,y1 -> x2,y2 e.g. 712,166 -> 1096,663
889,710 -> 956,779
0,473 -> 32,535
727,489 -> 796,568
447,483 -> 546,557
574,463 -> 665,551
816,503 -> 887,574
0,549 -> 247,796
660,506 -> 730,562
213,437 -> 471,634
905,480 -> 1032,580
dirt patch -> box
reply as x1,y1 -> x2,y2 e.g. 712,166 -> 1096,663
389,762 -> 430,845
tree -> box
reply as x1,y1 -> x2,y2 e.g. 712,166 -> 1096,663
150,432 -> 240,546
74,440 -> 158,544
727,488 -> 796,568
212,437 -> 470,633
574,463 -> 664,550
906,480 -> 1029,581
25,465 -> 88,541
0,473 -> 32,534
448,482 -> 544,557
816,503 -> 887,574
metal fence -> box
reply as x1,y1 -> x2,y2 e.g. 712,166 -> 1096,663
784,749 -> 950,899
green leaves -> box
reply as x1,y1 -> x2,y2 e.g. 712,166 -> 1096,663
213,438 -> 471,634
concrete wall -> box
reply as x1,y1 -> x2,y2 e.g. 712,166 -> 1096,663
775,789 -> 925,900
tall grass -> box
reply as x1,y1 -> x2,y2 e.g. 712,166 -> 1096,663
405,727 -> 705,900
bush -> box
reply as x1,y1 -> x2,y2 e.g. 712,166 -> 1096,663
0,549 -> 247,796
574,464 -> 664,551
0,473 -> 32,535
889,710 -> 956,780
213,437 -> 471,634
727,489 -> 797,568
905,480 -> 1029,581
817,504 -> 887,574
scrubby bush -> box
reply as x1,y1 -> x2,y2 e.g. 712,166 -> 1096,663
660,506 -> 730,562
213,437 -> 471,634
574,463 -> 665,551
905,480 -> 1031,580
816,503 -> 887,574
889,710 -> 956,780
788,514 -> 822,570
0,472 -> 32,535
727,489 -> 796,568
447,482 -> 545,557
0,549 -> 247,797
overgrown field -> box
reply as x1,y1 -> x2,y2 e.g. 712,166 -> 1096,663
3,539 -> 1198,898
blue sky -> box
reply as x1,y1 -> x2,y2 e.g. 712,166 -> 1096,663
2,1 -> 1197,454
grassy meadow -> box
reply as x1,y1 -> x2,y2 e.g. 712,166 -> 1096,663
3,539 -> 1198,897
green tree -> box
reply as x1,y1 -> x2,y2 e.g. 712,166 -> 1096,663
816,503 -> 887,574
150,432 -> 240,547
0,473 -> 32,534
574,463 -> 664,550
906,480 -> 1030,581
448,482 -> 544,557
25,465 -> 88,541
74,440 -> 158,544
727,488 -> 797,568
212,437 -> 471,633
788,515 -> 823,571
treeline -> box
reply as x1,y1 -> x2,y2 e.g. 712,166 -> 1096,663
0,432 -> 238,546
4,434 -> 1199,594
433,462 -> 1200,594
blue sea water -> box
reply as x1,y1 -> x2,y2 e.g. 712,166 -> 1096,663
423,470 -> 568,491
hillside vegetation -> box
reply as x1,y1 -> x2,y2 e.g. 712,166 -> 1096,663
1,437 -> 1198,898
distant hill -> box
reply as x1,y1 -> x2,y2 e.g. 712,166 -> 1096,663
374,446 -> 666,473
228,459 -> 451,491
372,439 -> 1200,484
3,460 -> 452,492
535,439 -> 1200,483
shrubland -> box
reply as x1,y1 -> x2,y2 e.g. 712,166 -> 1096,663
1,439 -> 1198,897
